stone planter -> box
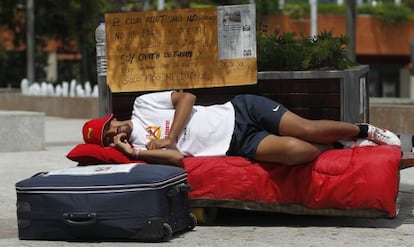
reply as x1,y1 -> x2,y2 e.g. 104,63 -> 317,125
256,65 -> 370,123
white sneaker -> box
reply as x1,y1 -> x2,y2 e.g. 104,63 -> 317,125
364,124 -> 401,146
338,138 -> 378,149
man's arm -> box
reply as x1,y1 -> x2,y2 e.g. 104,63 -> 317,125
110,91 -> 195,166
145,91 -> 196,150
111,133 -> 184,166
132,149 -> 184,166
169,91 -> 197,141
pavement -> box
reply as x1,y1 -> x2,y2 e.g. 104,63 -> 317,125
1,116 -> 414,246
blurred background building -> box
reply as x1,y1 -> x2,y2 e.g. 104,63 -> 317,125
0,0 -> 413,98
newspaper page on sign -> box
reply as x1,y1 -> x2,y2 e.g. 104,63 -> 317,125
105,4 -> 257,92
217,4 -> 256,60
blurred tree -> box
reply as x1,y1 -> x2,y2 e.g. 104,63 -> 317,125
207,0 -> 280,19
405,0 -> 414,9
0,0 -> 29,87
0,0 -> 26,47
0,0 -> 115,86
208,0 -> 249,4
33,0 -> 115,84
0,0 -> 280,87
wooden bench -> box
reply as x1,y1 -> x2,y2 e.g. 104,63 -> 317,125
95,42 -> 405,221
111,78 -> 341,121
104,66 -> 370,124
91,7 -> 407,220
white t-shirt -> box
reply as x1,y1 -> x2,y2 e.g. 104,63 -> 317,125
129,91 -> 235,157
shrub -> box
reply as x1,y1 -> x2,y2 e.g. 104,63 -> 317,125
358,3 -> 412,24
256,30 -> 356,71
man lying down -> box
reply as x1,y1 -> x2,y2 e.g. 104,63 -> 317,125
82,91 -> 401,166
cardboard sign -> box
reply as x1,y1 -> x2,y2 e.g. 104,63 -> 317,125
105,4 -> 257,92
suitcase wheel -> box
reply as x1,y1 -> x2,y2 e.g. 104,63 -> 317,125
191,207 -> 218,225
188,213 -> 197,230
162,223 -> 173,241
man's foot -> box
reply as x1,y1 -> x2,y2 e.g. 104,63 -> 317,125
360,124 -> 401,146
337,138 -> 378,149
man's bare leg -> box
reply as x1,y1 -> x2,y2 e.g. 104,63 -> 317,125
252,110 -> 360,165
278,111 -> 360,144
253,110 -> 401,165
254,135 -> 331,165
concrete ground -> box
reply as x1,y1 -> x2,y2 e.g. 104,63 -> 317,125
1,117 -> 414,247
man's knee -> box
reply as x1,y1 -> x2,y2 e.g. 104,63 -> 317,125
297,121 -> 321,140
281,138 -> 321,165
254,135 -> 321,165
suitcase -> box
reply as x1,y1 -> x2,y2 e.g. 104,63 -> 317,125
15,164 -> 196,241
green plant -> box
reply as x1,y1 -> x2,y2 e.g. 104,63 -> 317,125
358,3 -> 412,24
283,4 -> 305,20
256,1 -> 281,19
404,0 -> 414,9
256,30 -> 356,71
277,2 -> 414,22
283,3 -> 346,17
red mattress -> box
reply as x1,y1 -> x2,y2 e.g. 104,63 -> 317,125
67,144 -> 401,218
183,145 -> 401,218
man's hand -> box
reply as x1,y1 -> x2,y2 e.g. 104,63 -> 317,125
109,133 -> 183,166
110,133 -> 133,154
146,138 -> 174,150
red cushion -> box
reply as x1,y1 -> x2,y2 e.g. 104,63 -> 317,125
66,143 -> 143,165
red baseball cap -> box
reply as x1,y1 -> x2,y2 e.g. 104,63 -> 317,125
82,113 -> 113,146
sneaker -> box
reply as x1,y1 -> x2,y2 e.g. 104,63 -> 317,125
337,138 -> 378,149
364,124 -> 401,146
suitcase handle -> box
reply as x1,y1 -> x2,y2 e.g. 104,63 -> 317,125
62,212 -> 97,226
167,183 -> 191,198
177,183 -> 191,192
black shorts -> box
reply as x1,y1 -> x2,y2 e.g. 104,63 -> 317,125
226,94 -> 287,159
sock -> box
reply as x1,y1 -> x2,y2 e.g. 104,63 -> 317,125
356,124 -> 368,138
